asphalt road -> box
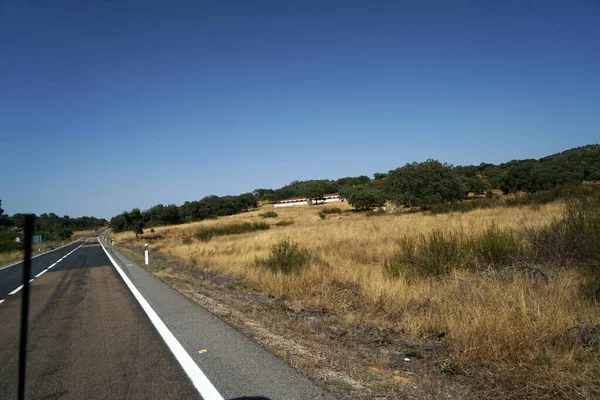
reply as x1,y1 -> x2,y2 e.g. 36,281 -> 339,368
0,238 -> 333,400
0,239 -> 83,300
0,239 -> 198,399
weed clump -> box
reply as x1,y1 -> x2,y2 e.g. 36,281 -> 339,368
318,211 -> 327,220
438,358 -> 461,374
404,347 -> 424,359
195,222 -> 269,241
321,207 -> 343,214
258,240 -> 311,274
274,220 -> 295,227
471,224 -> 520,268
259,211 -> 278,218
383,231 -> 462,279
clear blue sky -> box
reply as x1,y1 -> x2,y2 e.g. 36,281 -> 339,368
1,0 -> 598,219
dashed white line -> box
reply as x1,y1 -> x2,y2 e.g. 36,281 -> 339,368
3,241 -> 86,299
0,238 -> 85,271
0,300 -> 4,305
35,269 -> 48,278
9,285 -> 23,296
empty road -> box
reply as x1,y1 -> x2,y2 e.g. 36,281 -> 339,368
0,238 -> 332,399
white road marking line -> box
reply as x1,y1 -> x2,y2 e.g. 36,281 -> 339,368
98,239 -> 224,400
0,238 -> 85,271
35,269 -> 48,278
0,300 -> 4,305
3,242 -> 85,299
9,285 -> 23,295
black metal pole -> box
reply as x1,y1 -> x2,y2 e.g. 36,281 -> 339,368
18,215 -> 35,400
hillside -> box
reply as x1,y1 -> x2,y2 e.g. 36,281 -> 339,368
110,144 -> 600,231
109,187 -> 600,399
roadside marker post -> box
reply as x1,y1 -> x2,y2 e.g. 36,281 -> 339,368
144,243 -> 149,265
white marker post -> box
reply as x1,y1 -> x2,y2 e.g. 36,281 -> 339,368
144,243 -> 149,265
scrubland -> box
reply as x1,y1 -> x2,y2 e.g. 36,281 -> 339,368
113,197 -> 600,399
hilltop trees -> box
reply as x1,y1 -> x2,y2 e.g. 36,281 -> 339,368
345,186 -> 386,210
304,182 -> 327,204
0,200 -> 8,228
384,160 -> 466,208
109,144 -> 600,228
0,199 -> 106,251
110,193 -> 261,233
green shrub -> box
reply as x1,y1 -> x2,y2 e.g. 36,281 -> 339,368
318,211 -> 326,220
471,225 -> 520,268
438,358 -> 461,374
321,207 -> 342,214
0,240 -> 22,252
383,238 -> 415,279
274,220 -> 295,227
405,347 -> 424,359
196,222 -> 269,241
182,236 -> 193,245
259,240 -> 311,274
527,195 -> 600,267
259,211 -> 278,218
418,230 -> 461,276
384,231 -> 462,279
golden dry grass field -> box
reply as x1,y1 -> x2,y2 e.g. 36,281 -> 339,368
112,201 -> 600,399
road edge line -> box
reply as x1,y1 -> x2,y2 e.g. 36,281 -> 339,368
0,238 -> 85,271
97,238 -> 224,400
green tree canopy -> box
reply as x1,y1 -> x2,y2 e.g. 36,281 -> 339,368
385,160 -> 466,208
346,186 -> 386,211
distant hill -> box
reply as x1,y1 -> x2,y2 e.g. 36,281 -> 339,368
110,144 -> 600,230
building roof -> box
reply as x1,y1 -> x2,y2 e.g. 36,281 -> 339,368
324,193 -> 339,197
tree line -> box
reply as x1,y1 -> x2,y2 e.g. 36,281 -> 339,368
110,144 -> 600,233
0,200 -> 108,252
109,193 -> 258,234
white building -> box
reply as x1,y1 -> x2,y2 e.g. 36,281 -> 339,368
274,197 -> 308,208
320,193 -> 342,204
274,193 -> 343,208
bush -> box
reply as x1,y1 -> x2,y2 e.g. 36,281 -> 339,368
0,240 -> 22,252
318,211 -> 326,220
196,222 -> 270,241
259,211 -> 278,218
418,231 -> 462,276
471,225 -> 520,268
384,231 -> 462,279
274,220 -> 295,227
383,238 -> 415,279
321,207 -> 342,214
526,195 -> 600,267
259,240 -> 311,274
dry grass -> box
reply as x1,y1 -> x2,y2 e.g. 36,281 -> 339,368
0,250 -> 21,266
113,201 -> 600,397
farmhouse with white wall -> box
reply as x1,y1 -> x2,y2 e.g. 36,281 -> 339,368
274,193 -> 342,208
